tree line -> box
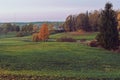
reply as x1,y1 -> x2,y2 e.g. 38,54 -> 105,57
63,10 -> 120,32
0,23 -> 20,34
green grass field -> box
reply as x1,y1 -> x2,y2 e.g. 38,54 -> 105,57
0,32 -> 120,79
50,32 -> 97,40
0,32 -> 17,38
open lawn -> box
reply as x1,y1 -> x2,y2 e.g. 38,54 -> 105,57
0,32 -> 120,79
50,32 -> 98,40
0,32 -> 17,39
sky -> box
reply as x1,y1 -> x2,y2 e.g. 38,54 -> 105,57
0,0 -> 119,22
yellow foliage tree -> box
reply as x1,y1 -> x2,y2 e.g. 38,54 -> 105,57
32,33 -> 39,42
38,24 -> 49,41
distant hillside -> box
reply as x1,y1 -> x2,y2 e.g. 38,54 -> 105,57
0,21 -> 64,27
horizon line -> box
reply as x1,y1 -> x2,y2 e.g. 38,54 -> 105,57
0,21 -> 64,23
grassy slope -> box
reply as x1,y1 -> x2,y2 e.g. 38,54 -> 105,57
0,32 -> 17,38
0,34 -> 120,78
50,32 -> 97,40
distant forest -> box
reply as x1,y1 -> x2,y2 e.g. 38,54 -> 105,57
0,22 -> 63,36
63,10 -> 120,32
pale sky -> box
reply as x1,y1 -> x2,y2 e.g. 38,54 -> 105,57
0,0 -> 119,22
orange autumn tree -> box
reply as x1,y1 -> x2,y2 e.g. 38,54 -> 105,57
38,24 -> 49,41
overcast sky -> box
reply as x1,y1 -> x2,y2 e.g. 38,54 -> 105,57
0,0 -> 119,22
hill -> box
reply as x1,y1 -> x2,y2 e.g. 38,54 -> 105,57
0,21 -> 64,27
0,33 -> 120,79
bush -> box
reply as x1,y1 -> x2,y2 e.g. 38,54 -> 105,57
32,33 -> 40,42
87,40 -> 99,47
16,32 -> 24,37
56,37 -> 76,42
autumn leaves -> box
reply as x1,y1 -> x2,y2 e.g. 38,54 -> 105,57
32,24 -> 49,42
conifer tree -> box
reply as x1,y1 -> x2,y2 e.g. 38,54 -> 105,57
97,2 -> 119,50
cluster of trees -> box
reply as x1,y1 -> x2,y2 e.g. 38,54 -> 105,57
21,24 -> 34,33
32,24 -> 49,42
15,23 -> 35,37
63,11 -> 100,32
20,23 -> 63,36
63,9 -> 120,32
63,2 -> 119,50
0,23 -> 20,34
0,22 -> 64,37
0,23 -> 38,37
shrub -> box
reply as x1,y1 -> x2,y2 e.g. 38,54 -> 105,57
16,32 -> 24,37
56,37 -> 76,42
87,40 -> 99,47
32,33 -> 40,42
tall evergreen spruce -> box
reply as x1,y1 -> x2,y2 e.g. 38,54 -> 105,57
97,2 -> 119,50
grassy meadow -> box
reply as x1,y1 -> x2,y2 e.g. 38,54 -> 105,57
0,32 -> 120,79
50,32 -> 97,40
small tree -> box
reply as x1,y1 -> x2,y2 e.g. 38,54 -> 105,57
38,24 -> 49,41
33,24 -> 38,33
15,26 -> 20,32
96,2 -> 119,50
32,33 -> 39,42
